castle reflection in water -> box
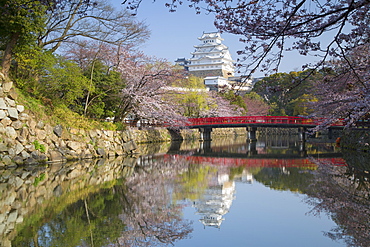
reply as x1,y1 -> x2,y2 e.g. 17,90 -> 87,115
192,170 -> 253,228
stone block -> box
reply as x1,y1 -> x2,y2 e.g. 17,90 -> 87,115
97,148 -> 106,156
89,129 -> 98,138
7,88 -> 18,100
5,97 -> 15,107
44,124 -> 53,135
66,141 -> 82,151
15,142 -> 24,155
20,151 -> 30,159
49,151 -> 64,162
16,136 -> 27,144
36,121 -> 44,129
18,113 -> 29,121
5,126 -> 17,139
13,156 -> 24,165
0,110 -> 6,119
53,124 -> 63,137
0,143 -> 8,152
4,191 -> 16,205
0,98 -> 7,110
2,81 -> 13,93
35,129 -> 47,140
1,117 -> 12,126
7,108 -> 18,120
7,211 -> 18,224
11,120 -> 23,130
28,119 -> 36,130
16,105 -> 24,113
8,176 -> 23,190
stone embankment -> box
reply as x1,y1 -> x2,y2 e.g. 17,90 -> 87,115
0,92 -> 138,167
0,78 -> 140,168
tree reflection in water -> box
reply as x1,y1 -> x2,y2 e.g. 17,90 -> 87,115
306,151 -> 370,247
11,157 -> 193,247
117,157 -> 193,246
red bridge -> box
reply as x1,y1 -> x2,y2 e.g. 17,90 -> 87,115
183,116 -> 349,141
186,116 -> 346,128
126,116 -> 368,141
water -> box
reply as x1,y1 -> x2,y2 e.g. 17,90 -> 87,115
1,134 -> 369,247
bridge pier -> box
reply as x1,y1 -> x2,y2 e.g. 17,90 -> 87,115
246,127 -> 257,142
246,141 -> 257,156
298,127 -> 306,142
298,141 -> 307,157
199,140 -> 211,152
328,128 -> 333,139
199,128 -> 212,142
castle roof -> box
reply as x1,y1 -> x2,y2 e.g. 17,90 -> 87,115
198,32 -> 224,41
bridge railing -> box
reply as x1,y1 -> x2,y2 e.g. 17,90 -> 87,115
122,116 -> 364,128
186,116 -> 346,127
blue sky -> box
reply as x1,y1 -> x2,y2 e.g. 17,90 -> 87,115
114,1 -> 320,77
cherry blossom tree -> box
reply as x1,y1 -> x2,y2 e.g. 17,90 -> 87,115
115,50 -> 188,126
167,76 -> 246,118
243,92 -> 270,116
66,42 -> 189,125
310,44 -> 370,128
204,91 -> 245,117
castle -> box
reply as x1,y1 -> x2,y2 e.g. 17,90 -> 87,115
176,32 -> 252,92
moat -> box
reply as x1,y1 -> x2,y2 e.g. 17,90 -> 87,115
1,134 -> 369,247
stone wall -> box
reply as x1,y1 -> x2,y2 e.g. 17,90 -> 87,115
0,80 -> 140,167
188,69 -> 232,78
0,106 -> 138,167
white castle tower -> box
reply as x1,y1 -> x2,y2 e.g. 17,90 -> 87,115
187,32 -> 235,79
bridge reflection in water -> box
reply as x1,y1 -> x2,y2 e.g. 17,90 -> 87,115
166,136 -> 344,169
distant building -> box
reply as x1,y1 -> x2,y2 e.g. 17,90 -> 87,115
174,57 -> 189,71
204,76 -> 230,91
176,32 -> 255,92
187,32 -> 235,79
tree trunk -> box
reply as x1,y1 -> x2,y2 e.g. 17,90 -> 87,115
1,32 -> 20,77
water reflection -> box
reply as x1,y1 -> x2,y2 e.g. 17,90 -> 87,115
1,134 -> 369,246
306,150 -> 370,247
192,172 -> 235,229
2,156 -> 192,247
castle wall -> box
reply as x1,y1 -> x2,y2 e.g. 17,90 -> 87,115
189,69 -> 232,78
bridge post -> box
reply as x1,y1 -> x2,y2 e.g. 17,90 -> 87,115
298,127 -> 306,142
199,140 -> 211,152
246,127 -> 257,142
247,141 -> 257,156
298,141 -> 306,157
328,128 -> 333,139
199,128 -> 212,142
